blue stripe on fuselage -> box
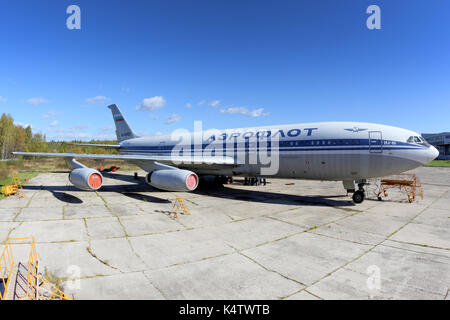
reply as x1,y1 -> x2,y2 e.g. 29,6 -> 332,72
120,138 -> 423,153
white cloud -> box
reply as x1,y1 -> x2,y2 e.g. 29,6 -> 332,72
46,125 -> 91,141
220,107 -> 269,117
197,100 -> 206,106
99,125 -> 114,132
71,124 -> 89,130
185,103 -> 192,108
136,96 -> 166,112
49,120 -> 59,127
165,114 -> 181,124
0,96 -> 7,102
86,96 -> 110,104
27,97 -> 49,105
247,108 -> 269,117
14,121 -> 32,128
42,110 -> 60,118
208,100 -> 220,107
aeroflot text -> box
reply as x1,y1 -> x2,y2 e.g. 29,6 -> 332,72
206,127 -> 318,141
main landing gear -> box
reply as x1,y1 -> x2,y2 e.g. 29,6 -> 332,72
343,180 -> 367,204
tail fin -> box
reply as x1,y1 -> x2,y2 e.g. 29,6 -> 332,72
107,104 -> 139,142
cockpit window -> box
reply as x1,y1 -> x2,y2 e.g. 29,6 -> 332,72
407,136 -> 430,147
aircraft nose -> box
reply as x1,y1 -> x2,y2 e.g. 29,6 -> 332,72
430,146 -> 439,160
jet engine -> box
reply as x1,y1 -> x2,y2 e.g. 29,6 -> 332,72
145,169 -> 199,192
69,167 -> 103,191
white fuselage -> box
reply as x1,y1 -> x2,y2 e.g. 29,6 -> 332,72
118,122 -> 438,181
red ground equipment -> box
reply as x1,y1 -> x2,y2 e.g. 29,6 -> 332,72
377,174 -> 423,203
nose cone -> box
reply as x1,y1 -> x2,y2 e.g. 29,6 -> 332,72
430,146 -> 439,160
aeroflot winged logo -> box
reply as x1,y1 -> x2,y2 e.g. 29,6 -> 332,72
344,127 -> 368,133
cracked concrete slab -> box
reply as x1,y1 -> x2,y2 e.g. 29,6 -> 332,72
242,232 -> 371,286
85,217 -> 126,239
268,206 -> 348,229
390,222 -> 450,249
119,214 -> 183,236
88,238 -> 147,272
341,244 -> 450,299
61,272 -> 165,299
10,220 -> 88,243
285,290 -> 322,300
311,222 -> 386,246
145,253 -> 303,299
15,206 -> 63,221
129,229 -> 235,269
108,204 -> 143,217
210,217 -> 305,250
65,205 -> 112,219
0,208 -> 20,222
35,241 -> 120,278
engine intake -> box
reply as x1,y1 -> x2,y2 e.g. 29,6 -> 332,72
146,169 -> 198,191
69,168 -> 103,191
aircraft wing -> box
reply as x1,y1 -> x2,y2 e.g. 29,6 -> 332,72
67,143 -> 121,149
12,152 -> 236,165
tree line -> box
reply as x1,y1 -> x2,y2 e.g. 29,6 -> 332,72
0,113 -> 118,159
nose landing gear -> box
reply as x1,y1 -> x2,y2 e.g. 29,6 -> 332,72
343,180 -> 367,204
352,181 -> 367,204
352,190 -> 365,203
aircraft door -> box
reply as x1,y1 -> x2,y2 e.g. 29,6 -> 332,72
369,131 -> 383,153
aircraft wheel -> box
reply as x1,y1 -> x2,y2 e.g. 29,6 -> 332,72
352,190 -> 365,204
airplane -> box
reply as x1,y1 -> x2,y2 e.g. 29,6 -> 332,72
13,104 -> 439,203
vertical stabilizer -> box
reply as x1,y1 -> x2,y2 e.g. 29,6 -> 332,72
107,104 -> 139,142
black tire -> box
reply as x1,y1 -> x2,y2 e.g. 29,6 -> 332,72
353,190 -> 365,204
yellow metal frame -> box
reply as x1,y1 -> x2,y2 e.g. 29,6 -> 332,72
377,174 -> 424,203
169,196 -> 190,219
0,239 -> 15,300
0,237 -> 71,300
1,171 -> 25,198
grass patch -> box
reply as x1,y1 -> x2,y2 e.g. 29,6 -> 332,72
424,160 -> 450,167
0,171 -> 39,200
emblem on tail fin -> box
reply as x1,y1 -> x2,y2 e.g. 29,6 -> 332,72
107,104 -> 139,142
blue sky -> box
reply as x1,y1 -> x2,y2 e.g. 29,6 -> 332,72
1,0 -> 449,140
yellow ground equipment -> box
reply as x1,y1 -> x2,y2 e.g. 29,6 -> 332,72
377,174 -> 423,203
1,171 -> 25,198
0,237 -> 71,300
169,196 -> 190,219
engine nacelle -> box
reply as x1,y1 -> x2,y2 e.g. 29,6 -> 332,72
146,169 -> 199,192
69,168 -> 103,191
